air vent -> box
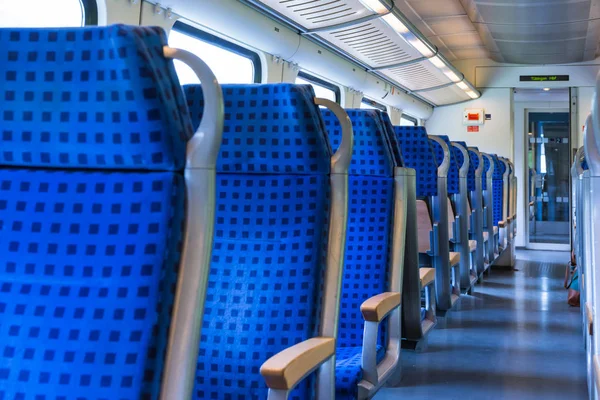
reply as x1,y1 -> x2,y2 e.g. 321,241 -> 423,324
317,18 -> 422,68
256,0 -> 372,30
380,61 -> 447,91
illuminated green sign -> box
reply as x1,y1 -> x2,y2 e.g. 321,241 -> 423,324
520,75 -> 569,82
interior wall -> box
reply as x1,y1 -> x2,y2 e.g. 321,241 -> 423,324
425,88 -> 514,159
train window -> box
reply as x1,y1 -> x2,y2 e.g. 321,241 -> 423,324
295,71 -> 341,104
400,114 -> 418,126
361,98 -> 387,112
0,0 -> 97,27
169,22 -> 261,85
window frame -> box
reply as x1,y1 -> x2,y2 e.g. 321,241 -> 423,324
361,97 -> 387,112
401,114 -> 418,126
171,21 -> 262,83
297,71 -> 341,104
81,0 -> 98,25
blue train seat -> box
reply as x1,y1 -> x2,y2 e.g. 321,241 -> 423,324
466,146 -> 489,274
0,25 -> 195,399
184,83 -> 351,399
491,154 -> 506,251
392,126 -> 458,313
321,109 -> 401,399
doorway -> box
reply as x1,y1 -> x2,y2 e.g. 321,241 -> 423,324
526,109 -> 571,250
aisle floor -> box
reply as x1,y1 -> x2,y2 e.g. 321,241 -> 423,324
375,250 -> 588,400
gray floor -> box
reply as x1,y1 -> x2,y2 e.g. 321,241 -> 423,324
375,250 -> 588,400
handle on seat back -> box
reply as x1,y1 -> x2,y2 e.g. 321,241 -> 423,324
312,97 -> 353,400
163,46 -> 224,169
429,136 -> 450,178
161,47 -> 224,400
315,98 -> 353,174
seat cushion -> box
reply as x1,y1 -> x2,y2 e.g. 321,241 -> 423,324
335,345 -> 386,400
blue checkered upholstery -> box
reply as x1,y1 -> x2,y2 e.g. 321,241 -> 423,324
0,25 -> 192,170
430,136 -> 459,194
482,154 -> 491,191
0,25 -> 188,400
491,155 -> 505,226
380,113 -> 405,167
321,109 -> 395,400
185,83 -> 332,399
392,126 -> 437,197
335,346 -> 386,400
455,142 -> 476,192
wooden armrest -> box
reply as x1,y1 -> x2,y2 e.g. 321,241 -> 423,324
420,267 -> 435,287
493,226 -> 499,235
468,240 -> 477,252
361,292 -> 401,322
261,337 -> 335,390
483,232 -> 489,242
498,220 -> 506,228
449,251 -> 461,266
507,216 -> 513,222
587,303 -> 594,336
529,201 -> 534,206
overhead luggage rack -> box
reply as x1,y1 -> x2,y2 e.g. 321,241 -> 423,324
243,0 -> 480,106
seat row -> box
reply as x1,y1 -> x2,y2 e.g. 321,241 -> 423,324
574,85 -> 600,399
0,25 -> 516,400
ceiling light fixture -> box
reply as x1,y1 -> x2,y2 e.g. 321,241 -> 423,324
543,88 -> 551,91
358,0 -> 480,100
359,0 -> 392,14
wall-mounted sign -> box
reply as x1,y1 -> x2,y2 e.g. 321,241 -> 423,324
467,126 -> 479,133
519,75 -> 569,82
463,108 -> 485,126
485,114 -> 492,120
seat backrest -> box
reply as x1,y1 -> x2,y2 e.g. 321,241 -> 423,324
482,152 -> 491,191
491,154 -> 506,225
321,109 -> 395,351
430,135 -> 459,195
392,126 -> 437,197
468,147 -> 482,190
455,141 -> 476,193
0,25 -> 191,399
185,83 -> 332,399
416,200 -> 433,253
380,112 -> 405,168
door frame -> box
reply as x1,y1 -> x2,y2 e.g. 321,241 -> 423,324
524,107 -> 571,251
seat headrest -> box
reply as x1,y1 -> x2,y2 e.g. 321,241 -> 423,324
322,109 -> 394,177
454,141 -> 476,192
482,154 -> 491,190
379,113 -> 405,167
0,25 -> 192,170
392,126 -> 437,197
185,84 -> 331,175
463,147 -> 479,191
491,154 -> 505,179
430,135 -> 459,194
